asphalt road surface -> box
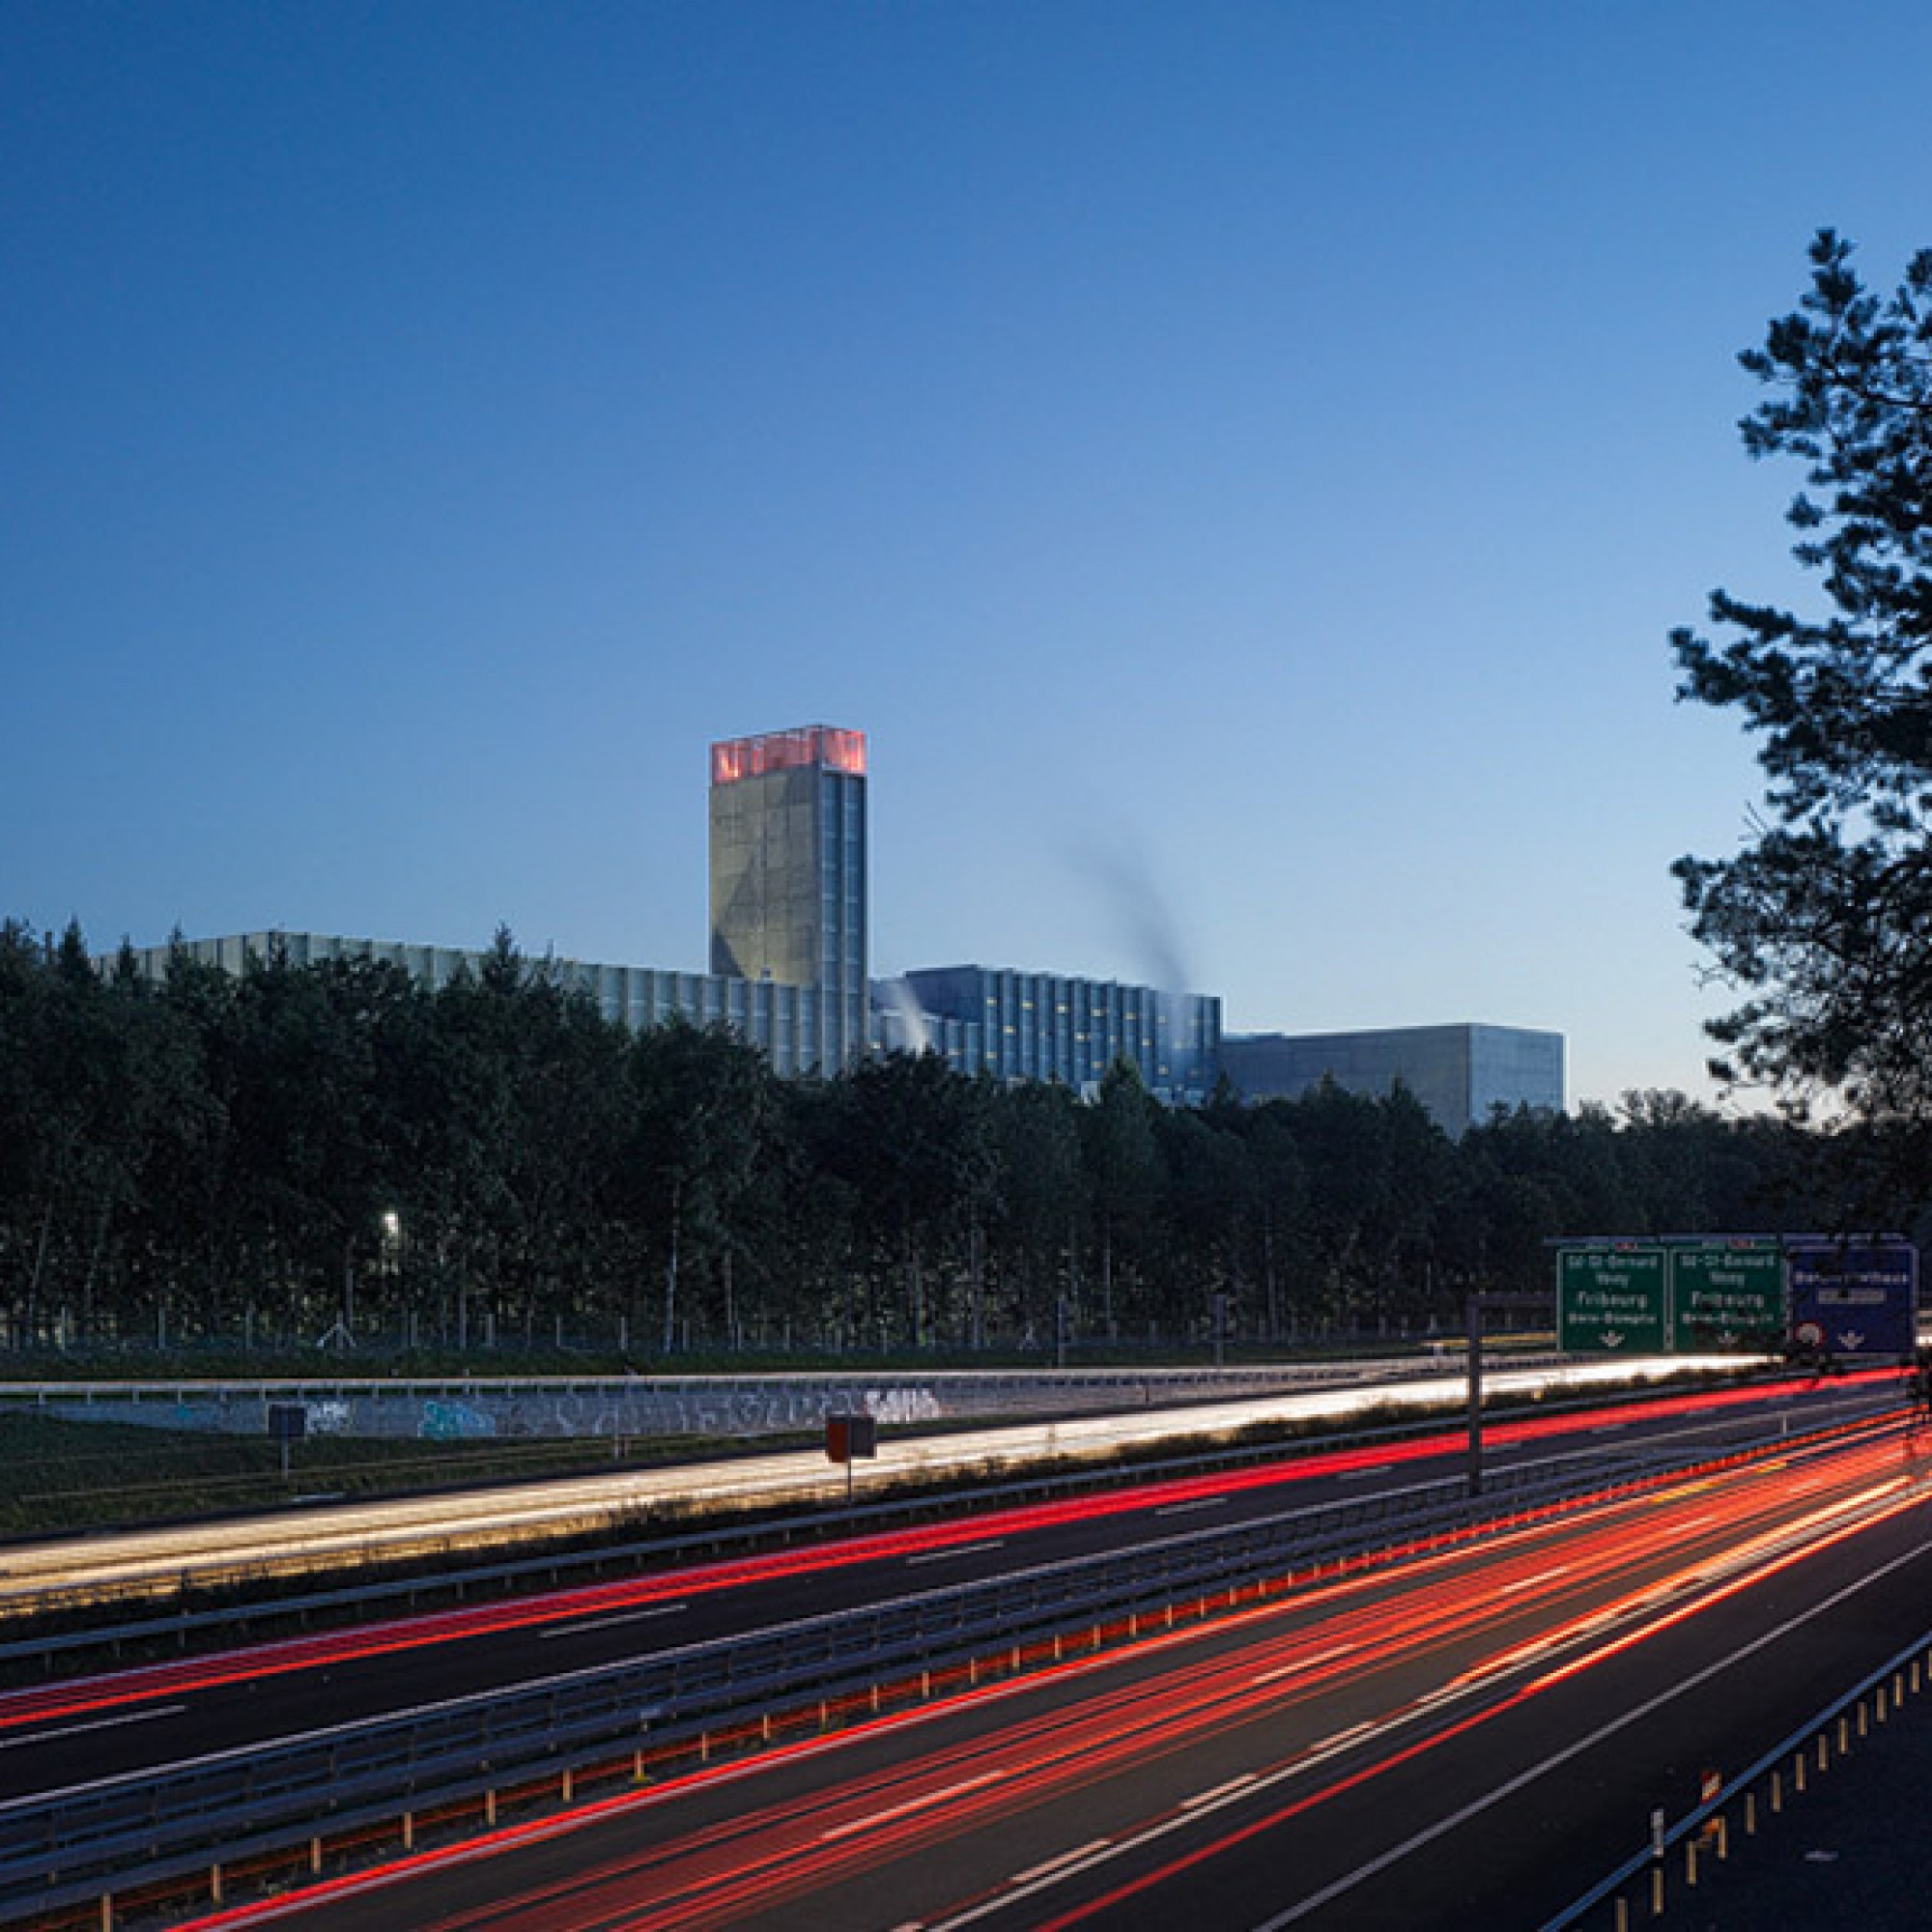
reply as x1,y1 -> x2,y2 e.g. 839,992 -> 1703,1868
0,1375 -> 1886,1807
180,1410 -> 1932,1931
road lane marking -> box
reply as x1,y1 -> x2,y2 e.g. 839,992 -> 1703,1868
1155,1497 -> 1231,1517
1498,1565 -> 1571,1595
1340,1464 -> 1393,1480
0,1703 -> 186,1749
1253,1642 -> 1357,1686
1183,1774 -> 1257,1809
1250,1511 -> 1932,1927
1011,1839 -> 1113,1886
541,1603 -> 687,1639
1312,1720 -> 1375,1753
821,1771 -> 1005,1840
906,1540 -> 1005,1566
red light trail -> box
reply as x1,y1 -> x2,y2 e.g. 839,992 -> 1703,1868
181,1411 -> 1932,1931
0,1372 -> 1888,1737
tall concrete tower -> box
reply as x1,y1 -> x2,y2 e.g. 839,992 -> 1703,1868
708,724 -> 867,1065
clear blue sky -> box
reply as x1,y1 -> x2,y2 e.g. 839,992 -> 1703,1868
8,2 -> 1931,1109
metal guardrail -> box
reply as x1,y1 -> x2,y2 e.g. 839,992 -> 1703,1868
0,1407 -> 1886,1926
1543,1620 -> 1932,1928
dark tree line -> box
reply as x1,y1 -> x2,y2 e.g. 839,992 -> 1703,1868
0,921 -> 1895,1360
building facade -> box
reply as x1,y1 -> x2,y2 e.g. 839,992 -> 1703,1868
109,723 -> 1563,1114
124,930 -> 863,1078
887,965 -> 1221,1104
708,724 -> 867,1068
1219,1023 -> 1565,1135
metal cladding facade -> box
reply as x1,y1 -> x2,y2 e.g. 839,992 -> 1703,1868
709,724 -> 867,1069
1218,1023 -> 1565,1135
125,931 -> 864,1078
886,964 -> 1221,1104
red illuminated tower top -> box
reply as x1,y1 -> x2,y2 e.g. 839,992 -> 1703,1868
710,724 -> 867,786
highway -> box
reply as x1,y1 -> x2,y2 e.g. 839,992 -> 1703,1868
174,1401 -> 1932,1930
0,1353 -> 1747,1612
0,1374 -> 1882,1797
0,1370 -> 1904,1927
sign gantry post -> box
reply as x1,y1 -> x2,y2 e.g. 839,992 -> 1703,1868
1465,1293 -> 1551,1499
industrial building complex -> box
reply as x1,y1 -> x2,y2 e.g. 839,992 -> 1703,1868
127,724 -> 1563,1130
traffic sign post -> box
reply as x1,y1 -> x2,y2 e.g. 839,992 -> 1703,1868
826,1412 -> 879,1506
1556,1248 -> 1669,1353
267,1402 -> 306,1482
1669,1243 -> 1785,1352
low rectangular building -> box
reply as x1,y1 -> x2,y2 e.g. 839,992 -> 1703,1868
1219,1022 -> 1564,1135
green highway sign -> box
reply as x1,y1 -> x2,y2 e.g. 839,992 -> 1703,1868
1556,1247 -> 1669,1353
1668,1243 -> 1785,1351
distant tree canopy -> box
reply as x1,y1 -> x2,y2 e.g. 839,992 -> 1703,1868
0,920 -> 1882,1358
1673,230 -> 1932,1194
